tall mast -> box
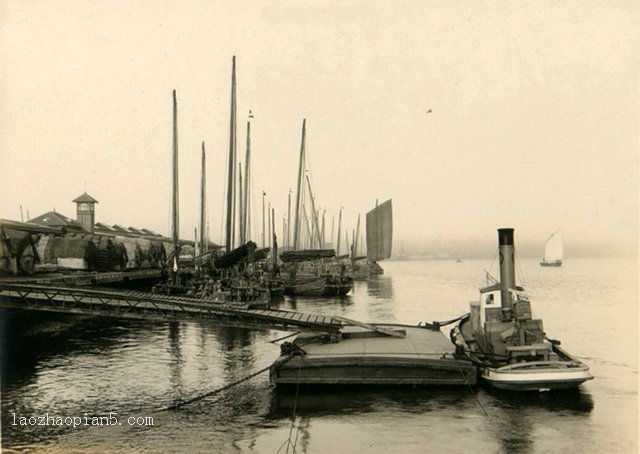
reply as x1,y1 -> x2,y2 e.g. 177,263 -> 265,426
199,142 -> 207,254
287,189 -> 292,249
306,174 -> 322,248
302,205 -> 312,248
351,229 -> 356,262
336,208 -> 342,255
272,208 -> 277,268
242,121 -> 251,243
262,191 -> 266,247
320,210 -> 327,249
354,213 -> 361,258
171,89 -> 180,284
238,164 -> 243,244
345,231 -> 350,259
293,119 -> 306,250
282,218 -> 286,252
225,56 -> 237,252
268,202 -> 272,249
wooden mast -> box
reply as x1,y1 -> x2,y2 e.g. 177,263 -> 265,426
241,121 -> 251,244
287,189 -> 292,250
354,213 -> 361,259
238,163 -> 243,244
271,208 -> 277,268
171,89 -> 180,285
305,175 -> 322,248
321,210 -> 326,249
225,56 -> 237,252
293,119 -> 306,250
336,208 -> 342,255
199,142 -> 207,255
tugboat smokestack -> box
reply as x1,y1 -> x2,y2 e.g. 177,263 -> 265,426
497,228 -> 516,310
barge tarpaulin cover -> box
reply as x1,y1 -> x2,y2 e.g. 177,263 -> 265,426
279,249 -> 336,263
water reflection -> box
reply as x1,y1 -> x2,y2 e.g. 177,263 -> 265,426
486,387 -> 595,414
481,388 -> 594,454
167,322 -> 184,398
269,386 -> 477,418
366,275 -> 394,299
277,295 -> 353,314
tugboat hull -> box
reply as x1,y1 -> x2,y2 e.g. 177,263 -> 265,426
481,359 -> 593,391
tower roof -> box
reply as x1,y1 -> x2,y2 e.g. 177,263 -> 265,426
72,192 -> 99,203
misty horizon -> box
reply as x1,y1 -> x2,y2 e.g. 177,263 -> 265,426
1,2 -> 637,264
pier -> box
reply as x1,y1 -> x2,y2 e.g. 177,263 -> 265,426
0,269 -> 163,286
0,281 -> 342,332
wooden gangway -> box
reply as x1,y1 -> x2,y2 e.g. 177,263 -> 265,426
0,269 -> 163,286
0,282 -> 343,332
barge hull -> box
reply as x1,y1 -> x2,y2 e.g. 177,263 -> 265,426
270,325 -> 477,387
271,356 -> 476,386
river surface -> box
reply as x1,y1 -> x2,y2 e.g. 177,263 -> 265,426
1,257 -> 637,453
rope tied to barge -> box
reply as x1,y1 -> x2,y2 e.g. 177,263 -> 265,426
160,344 -> 306,411
419,313 -> 469,330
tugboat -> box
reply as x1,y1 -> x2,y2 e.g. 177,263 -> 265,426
451,228 -> 593,391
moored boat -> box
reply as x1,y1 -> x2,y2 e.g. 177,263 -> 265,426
270,321 -> 476,386
280,249 -> 352,297
451,228 -> 592,391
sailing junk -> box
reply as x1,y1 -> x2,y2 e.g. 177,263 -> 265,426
351,199 -> 392,278
281,119 -> 353,297
366,199 -> 393,264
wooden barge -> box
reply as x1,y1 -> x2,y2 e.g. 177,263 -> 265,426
270,321 -> 476,386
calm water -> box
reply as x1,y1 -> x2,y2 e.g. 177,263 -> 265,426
1,258 -> 637,453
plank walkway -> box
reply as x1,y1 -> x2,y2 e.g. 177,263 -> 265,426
0,269 -> 163,286
0,282 -> 342,332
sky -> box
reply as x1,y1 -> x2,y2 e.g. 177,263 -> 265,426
1,1 -> 637,257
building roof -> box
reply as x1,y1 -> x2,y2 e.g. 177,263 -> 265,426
72,192 -> 99,203
28,211 -> 87,232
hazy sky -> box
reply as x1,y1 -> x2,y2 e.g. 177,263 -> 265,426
1,1 -> 637,255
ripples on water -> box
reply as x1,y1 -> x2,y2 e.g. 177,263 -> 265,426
1,258 -> 637,453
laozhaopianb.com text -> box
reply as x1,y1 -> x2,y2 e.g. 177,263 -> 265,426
10,412 -> 155,428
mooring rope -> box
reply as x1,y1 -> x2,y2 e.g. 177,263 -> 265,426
160,352 -> 298,412
451,355 -> 489,417
269,331 -> 301,344
420,313 -> 468,330
285,361 -> 303,454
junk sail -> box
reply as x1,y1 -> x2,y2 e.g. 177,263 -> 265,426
366,199 -> 393,262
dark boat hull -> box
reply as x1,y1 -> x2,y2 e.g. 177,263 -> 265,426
540,260 -> 562,267
283,275 -> 352,297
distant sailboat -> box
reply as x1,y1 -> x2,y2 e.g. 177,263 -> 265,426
540,230 -> 563,267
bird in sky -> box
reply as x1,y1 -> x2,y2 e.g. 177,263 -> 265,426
426,109 -> 432,114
